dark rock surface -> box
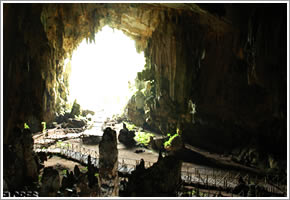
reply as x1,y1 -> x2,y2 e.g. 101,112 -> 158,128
124,155 -> 182,196
40,167 -> 60,197
118,123 -> 136,146
98,127 -> 119,196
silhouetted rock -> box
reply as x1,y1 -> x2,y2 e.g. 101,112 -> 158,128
125,155 -> 182,196
74,165 -> 80,178
118,123 -> 136,145
40,167 -> 60,197
99,127 -> 119,196
63,118 -> 86,128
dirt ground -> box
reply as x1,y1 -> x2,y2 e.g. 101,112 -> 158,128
40,121 -> 261,178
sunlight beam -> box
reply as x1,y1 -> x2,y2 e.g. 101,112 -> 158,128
67,25 -> 145,118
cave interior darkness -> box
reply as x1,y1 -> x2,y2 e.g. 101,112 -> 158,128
2,2 -> 288,198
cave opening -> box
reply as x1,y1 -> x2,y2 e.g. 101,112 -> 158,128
67,25 -> 146,121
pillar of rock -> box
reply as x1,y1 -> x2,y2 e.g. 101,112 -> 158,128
98,127 -> 119,197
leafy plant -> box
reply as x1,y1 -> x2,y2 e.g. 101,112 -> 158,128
80,167 -> 88,173
41,121 -> 46,133
56,141 -> 63,147
164,133 -> 179,148
56,141 -> 71,148
124,122 -> 137,131
24,123 -> 30,129
94,173 -> 99,178
38,175 -> 42,183
62,169 -> 67,175
134,131 -> 154,146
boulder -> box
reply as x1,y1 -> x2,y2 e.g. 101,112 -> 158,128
81,109 -> 95,117
164,135 -> 184,154
125,155 -> 182,196
67,118 -> 86,128
40,167 -> 60,196
70,100 -> 81,117
118,123 -> 136,145
149,136 -> 168,151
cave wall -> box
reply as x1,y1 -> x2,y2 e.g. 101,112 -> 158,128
144,4 -> 287,159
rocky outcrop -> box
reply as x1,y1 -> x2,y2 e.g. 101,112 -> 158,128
3,127 -> 39,190
98,127 -> 119,196
40,167 -> 60,197
118,123 -> 136,145
144,4 -> 286,169
124,155 -> 182,196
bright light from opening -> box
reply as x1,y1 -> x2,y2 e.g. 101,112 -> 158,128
68,25 -> 145,118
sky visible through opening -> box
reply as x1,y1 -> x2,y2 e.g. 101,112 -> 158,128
67,25 -> 145,118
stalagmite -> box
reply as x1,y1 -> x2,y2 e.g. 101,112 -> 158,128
98,127 -> 119,196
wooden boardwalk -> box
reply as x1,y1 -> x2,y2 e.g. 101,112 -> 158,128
34,141 -> 286,196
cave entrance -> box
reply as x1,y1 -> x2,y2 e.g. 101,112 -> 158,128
67,25 -> 145,121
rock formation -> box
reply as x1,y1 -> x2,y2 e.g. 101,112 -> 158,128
98,127 -> 119,196
118,123 -> 136,145
40,167 -> 60,197
124,155 -> 182,196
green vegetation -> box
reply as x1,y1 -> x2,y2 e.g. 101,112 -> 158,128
134,131 -> 154,146
61,169 -> 67,175
56,140 -> 71,148
80,167 -> 88,173
24,123 -> 30,129
41,121 -> 46,133
164,133 -> 179,148
94,173 -> 99,178
38,175 -> 42,183
124,122 -> 137,131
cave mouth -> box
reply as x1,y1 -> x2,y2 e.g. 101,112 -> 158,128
67,25 -> 146,119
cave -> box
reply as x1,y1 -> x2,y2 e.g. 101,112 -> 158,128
2,2 -> 288,198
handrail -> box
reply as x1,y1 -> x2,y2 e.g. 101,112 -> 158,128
33,141 -> 285,196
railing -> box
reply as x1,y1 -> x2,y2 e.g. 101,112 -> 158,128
34,141 -> 286,196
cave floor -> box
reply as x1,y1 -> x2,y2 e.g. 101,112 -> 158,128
35,121 -> 262,176
34,119 -> 284,196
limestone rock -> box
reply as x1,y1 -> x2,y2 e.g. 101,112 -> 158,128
118,123 -> 136,145
40,167 -> 60,197
148,136 -> 168,151
73,165 -> 80,178
125,155 -> 182,196
70,100 -> 81,117
66,118 -> 86,128
166,135 -> 184,153
98,127 -> 119,197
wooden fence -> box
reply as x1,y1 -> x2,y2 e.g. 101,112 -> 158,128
34,141 -> 286,196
